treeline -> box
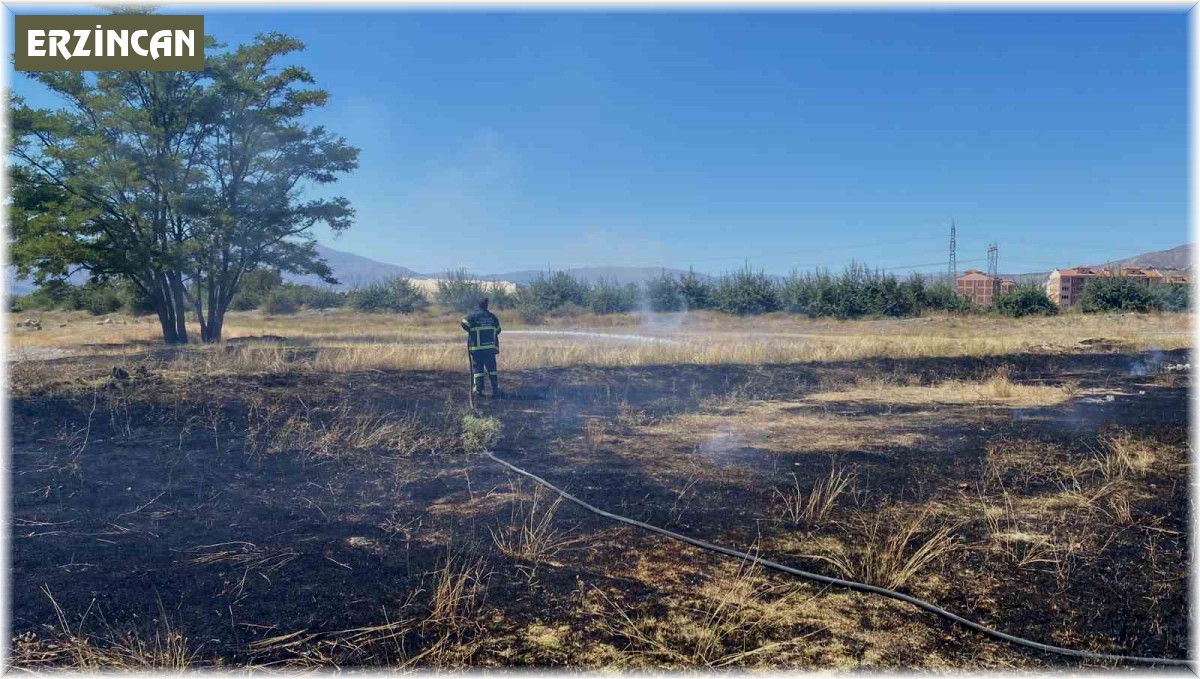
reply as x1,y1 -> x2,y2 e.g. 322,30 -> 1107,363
14,264 -> 1189,320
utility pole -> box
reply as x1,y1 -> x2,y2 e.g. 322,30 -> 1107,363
948,219 -> 958,281
987,242 -> 998,279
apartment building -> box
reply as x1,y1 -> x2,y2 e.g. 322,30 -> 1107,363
1045,266 -> 1182,308
955,269 -> 1016,306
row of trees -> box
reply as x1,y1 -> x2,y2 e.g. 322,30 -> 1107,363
15,264 -> 1190,320
11,23 -> 358,344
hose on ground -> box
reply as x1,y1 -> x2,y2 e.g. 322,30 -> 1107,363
483,451 -> 1189,667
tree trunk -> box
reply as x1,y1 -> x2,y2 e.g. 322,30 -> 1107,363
168,272 -> 190,344
151,273 -> 188,345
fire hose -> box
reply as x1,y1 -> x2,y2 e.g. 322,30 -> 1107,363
484,450 -> 1189,667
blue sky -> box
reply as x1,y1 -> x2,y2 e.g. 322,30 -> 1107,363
7,8 -> 1189,276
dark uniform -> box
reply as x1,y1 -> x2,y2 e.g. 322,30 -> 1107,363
461,307 -> 501,396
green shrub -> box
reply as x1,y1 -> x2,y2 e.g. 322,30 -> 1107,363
485,282 -> 517,310
461,414 -> 502,452
262,289 -> 300,315
645,275 -> 684,312
231,268 -> 284,311
120,280 -> 157,316
293,285 -> 347,309
713,267 -> 780,316
350,277 -> 430,314
678,269 -> 714,311
586,279 -> 640,314
522,271 -> 589,313
436,268 -> 489,313
1079,277 -> 1155,313
995,285 -> 1058,318
70,279 -> 124,315
1150,283 -> 1190,312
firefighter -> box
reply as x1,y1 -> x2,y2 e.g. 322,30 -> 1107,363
461,297 -> 502,398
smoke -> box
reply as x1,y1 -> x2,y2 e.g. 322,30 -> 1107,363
504,330 -> 676,344
695,427 -> 749,467
635,281 -> 689,335
1129,349 -> 1167,377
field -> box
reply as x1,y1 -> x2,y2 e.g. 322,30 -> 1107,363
7,309 -> 1192,669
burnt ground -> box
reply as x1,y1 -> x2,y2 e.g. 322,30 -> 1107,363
8,348 -> 1192,669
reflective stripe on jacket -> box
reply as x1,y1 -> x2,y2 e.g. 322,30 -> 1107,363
461,309 -> 501,351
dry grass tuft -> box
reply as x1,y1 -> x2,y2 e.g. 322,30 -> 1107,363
1095,429 -> 1158,480
596,557 -> 820,668
11,587 -> 206,671
242,398 -> 456,458
982,366 -> 1014,398
814,507 -> 961,590
461,414 -> 502,452
774,464 -> 856,528
490,483 -> 584,579
806,368 -> 1067,408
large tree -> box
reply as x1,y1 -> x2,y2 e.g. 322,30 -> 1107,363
9,32 -> 358,344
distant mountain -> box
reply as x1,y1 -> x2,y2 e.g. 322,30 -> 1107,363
286,244 -> 422,289
488,266 -> 702,286
7,242 -> 1191,296
1091,244 -> 1190,272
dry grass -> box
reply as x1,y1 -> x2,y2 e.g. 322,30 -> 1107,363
1094,429 -> 1159,480
11,309 -> 1190,374
11,587 -> 206,671
242,398 -> 456,458
461,414 -> 502,453
490,483 -> 584,579
812,507 -> 961,590
806,368 -> 1069,409
596,556 -> 822,668
774,465 -> 856,528
245,551 -> 491,669
646,401 -> 927,457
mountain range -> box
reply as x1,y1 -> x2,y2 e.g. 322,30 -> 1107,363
8,242 -> 1192,296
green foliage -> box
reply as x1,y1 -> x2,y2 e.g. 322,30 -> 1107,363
350,277 -> 430,314
678,269 -> 714,310
484,282 -> 517,310
9,30 -> 359,343
645,275 -> 684,312
262,289 -> 300,315
461,414 -> 502,453
995,285 -> 1059,318
12,278 -> 150,316
1150,283 -> 1190,312
289,285 -> 347,310
923,280 -> 974,312
521,272 -> 589,313
230,269 -> 285,311
1079,277 -> 1155,313
435,269 -> 488,313
586,279 -> 640,314
713,267 -> 781,316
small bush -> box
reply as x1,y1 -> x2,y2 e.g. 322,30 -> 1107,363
678,269 -> 714,311
713,267 -> 780,316
292,285 -> 347,309
645,275 -> 684,312
230,269 -> 284,311
520,271 -> 589,314
1150,283 -> 1190,312
1079,277 -> 1154,313
436,269 -> 489,313
461,415 -> 502,452
586,279 -> 640,314
995,286 -> 1058,318
485,282 -> 517,310
262,289 -> 300,315
350,277 -> 430,314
